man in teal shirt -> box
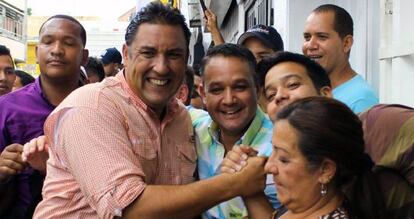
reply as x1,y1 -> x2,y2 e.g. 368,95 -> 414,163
190,44 -> 279,219
302,4 -> 378,113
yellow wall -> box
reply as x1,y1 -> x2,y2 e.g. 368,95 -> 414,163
16,42 -> 39,76
160,0 -> 180,8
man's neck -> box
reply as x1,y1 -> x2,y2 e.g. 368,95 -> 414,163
40,75 -> 80,106
329,62 -> 356,89
220,131 -> 243,154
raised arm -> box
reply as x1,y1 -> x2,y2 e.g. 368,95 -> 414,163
204,9 -> 225,46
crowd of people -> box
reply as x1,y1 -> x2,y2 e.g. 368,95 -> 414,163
0,1 -> 413,219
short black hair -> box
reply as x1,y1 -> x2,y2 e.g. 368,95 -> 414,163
0,45 -> 13,64
257,52 -> 331,90
313,4 -> 353,38
125,1 -> 190,49
183,66 -> 195,102
200,43 -> 257,83
15,70 -> 35,86
85,57 -> 105,82
39,14 -> 87,46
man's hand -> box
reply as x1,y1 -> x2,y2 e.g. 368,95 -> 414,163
204,9 -> 219,33
0,144 -> 25,182
221,145 -> 258,174
203,9 -> 225,45
232,156 -> 267,198
22,135 -> 49,174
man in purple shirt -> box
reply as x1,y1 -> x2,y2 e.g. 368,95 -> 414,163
0,15 -> 88,218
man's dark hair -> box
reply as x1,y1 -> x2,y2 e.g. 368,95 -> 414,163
85,57 -> 105,82
125,1 -> 191,49
183,66 -> 195,103
15,70 -> 35,86
0,45 -> 13,63
200,43 -> 257,84
313,4 -> 353,38
39,14 -> 87,46
192,63 -> 201,77
257,52 -> 331,91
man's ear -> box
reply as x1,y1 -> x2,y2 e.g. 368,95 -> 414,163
342,35 -> 353,54
318,158 -> 337,184
81,49 -> 89,66
319,86 -> 332,98
35,45 -> 39,64
175,84 -> 189,105
122,44 -> 129,68
199,83 -> 207,104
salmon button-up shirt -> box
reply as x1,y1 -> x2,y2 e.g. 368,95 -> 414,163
34,72 -> 197,219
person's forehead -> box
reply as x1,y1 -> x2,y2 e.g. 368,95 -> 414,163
133,23 -> 186,45
305,11 -> 335,32
273,120 -> 300,151
0,55 -> 13,66
267,62 -> 310,81
204,56 -> 253,80
40,18 -> 82,37
243,37 -> 271,50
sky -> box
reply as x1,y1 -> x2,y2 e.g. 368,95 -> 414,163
27,0 -> 138,20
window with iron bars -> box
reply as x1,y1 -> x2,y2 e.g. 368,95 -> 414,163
0,4 -> 24,42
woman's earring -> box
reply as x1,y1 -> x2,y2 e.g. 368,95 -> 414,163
320,183 -> 327,196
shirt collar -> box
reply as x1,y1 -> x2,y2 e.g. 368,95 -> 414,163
35,77 -> 54,107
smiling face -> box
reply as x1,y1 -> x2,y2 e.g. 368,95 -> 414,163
265,119 -> 322,211
0,55 -> 15,96
264,62 -> 324,122
123,23 -> 187,117
36,18 -> 88,82
201,56 -> 258,137
302,11 -> 351,75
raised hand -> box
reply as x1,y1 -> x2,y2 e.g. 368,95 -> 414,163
22,135 -> 49,174
221,145 -> 258,174
0,143 -> 25,182
232,156 -> 267,198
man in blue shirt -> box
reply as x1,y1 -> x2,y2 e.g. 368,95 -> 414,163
302,4 -> 378,113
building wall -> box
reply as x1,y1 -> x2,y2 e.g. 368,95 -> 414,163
379,0 -> 414,106
0,0 -> 27,62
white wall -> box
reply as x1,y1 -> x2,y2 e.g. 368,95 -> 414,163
379,0 -> 414,106
4,0 -> 26,10
0,36 -> 26,61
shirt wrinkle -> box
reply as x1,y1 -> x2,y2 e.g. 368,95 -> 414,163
34,71 -> 196,218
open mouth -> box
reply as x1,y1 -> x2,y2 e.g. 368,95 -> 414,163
148,78 -> 168,86
221,108 -> 242,116
308,55 -> 322,62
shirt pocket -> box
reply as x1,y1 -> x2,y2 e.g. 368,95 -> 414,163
176,142 -> 197,184
130,135 -> 158,181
